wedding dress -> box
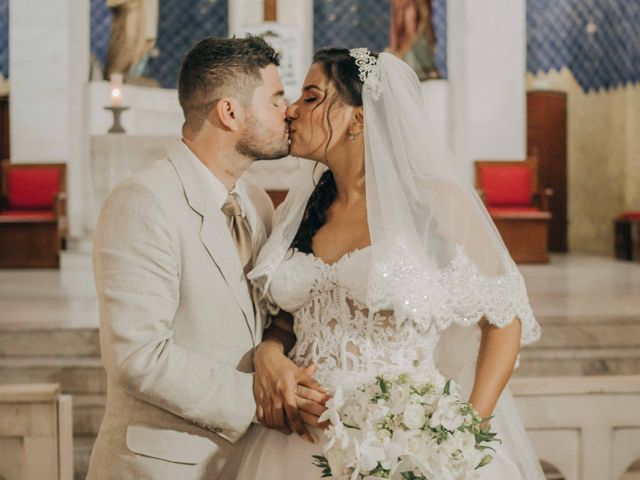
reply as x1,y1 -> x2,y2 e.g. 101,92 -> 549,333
238,49 -> 545,479
236,246 -> 544,479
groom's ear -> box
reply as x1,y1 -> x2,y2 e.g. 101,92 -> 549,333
212,97 -> 245,132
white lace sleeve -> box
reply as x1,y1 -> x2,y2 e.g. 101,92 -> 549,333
368,243 -> 541,346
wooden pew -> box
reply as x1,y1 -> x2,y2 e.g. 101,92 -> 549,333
0,383 -> 73,480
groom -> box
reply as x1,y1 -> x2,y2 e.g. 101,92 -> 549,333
87,36 -> 296,479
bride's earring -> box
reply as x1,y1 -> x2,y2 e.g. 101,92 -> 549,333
348,132 -> 356,142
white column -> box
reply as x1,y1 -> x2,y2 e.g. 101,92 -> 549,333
229,0 -> 313,98
447,0 -> 470,179
9,0 -> 90,237
277,0 -> 313,73
447,0 -> 527,181
229,0 -> 264,35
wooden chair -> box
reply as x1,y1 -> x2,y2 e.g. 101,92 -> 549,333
475,157 -> 553,263
0,160 -> 67,268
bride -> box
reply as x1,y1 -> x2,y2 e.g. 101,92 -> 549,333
237,47 -> 545,479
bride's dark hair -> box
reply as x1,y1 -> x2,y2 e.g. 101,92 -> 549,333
290,47 -> 377,253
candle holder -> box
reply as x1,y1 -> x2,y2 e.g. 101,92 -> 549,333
104,106 -> 130,134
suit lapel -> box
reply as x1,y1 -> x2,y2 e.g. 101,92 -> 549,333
168,141 -> 256,342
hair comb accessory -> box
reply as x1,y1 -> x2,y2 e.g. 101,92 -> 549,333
349,47 -> 382,99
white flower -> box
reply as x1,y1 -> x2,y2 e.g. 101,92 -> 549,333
325,446 -> 348,476
442,429 -> 475,457
343,397 -> 368,426
389,383 -> 410,414
376,428 -> 391,442
402,403 -> 426,429
312,373 -> 498,480
355,433 -> 386,472
319,386 -> 345,426
420,393 -> 439,416
367,402 -> 390,429
380,437 -> 403,471
430,396 -> 464,431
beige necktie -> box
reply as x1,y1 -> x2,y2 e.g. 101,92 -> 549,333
221,192 -> 253,274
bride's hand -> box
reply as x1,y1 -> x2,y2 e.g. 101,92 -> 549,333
253,340 -> 330,442
293,378 -> 331,431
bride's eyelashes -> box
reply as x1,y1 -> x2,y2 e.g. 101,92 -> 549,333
304,97 -> 317,104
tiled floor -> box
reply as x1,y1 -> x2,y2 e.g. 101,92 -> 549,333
0,253 -> 98,330
520,254 -> 640,322
1,252 -> 639,330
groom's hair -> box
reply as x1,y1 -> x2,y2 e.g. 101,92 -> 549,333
178,36 -> 280,132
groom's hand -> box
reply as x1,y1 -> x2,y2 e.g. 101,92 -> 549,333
253,341 -> 329,443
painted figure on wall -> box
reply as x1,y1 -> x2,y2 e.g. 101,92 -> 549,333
389,0 -> 440,80
105,0 -> 159,85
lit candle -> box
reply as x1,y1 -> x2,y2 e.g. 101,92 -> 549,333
110,73 -> 124,107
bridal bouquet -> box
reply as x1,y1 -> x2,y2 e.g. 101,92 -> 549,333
313,372 -> 498,480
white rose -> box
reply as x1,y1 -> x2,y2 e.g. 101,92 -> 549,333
390,384 -> 410,414
430,397 -> 464,431
406,434 -> 423,455
441,429 -> 466,457
402,403 -> 427,429
421,393 -> 439,415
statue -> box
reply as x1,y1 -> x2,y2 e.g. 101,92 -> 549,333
389,0 -> 440,81
104,0 -> 159,86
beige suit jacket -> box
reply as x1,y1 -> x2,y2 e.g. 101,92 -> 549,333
86,141 -> 273,479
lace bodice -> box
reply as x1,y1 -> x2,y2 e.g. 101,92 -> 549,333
269,247 -> 442,389
266,245 -> 540,390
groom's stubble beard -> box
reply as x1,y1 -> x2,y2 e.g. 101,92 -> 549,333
236,113 -> 290,161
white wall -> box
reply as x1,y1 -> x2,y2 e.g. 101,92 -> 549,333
89,82 -> 182,135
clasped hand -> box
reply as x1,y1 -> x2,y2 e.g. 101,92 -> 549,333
253,340 -> 331,443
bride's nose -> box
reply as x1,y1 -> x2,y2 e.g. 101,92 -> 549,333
286,103 -> 298,120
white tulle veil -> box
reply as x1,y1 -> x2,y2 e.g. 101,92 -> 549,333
249,50 -> 544,479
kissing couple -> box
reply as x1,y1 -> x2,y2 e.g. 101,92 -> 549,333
87,36 -> 545,479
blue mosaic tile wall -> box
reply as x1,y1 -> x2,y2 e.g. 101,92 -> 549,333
91,0 -> 111,69
5,1 -> 637,92
0,0 -> 8,79
313,0 -> 447,78
146,0 -> 228,88
527,0 -> 640,91
90,0 -> 228,88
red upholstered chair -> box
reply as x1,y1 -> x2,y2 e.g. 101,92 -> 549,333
475,157 -> 553,263
0,160 -> 67,267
